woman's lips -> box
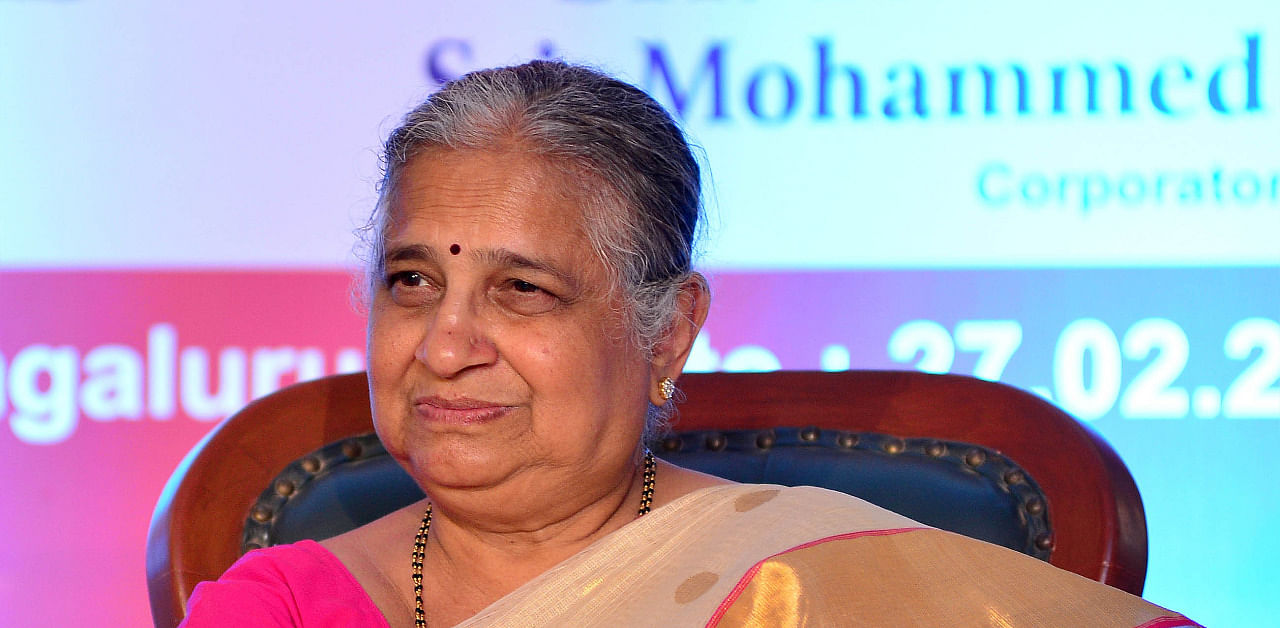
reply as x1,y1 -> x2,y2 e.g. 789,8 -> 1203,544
414,396 -> 514,425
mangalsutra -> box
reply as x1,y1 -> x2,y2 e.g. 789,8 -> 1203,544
411,450 -> 656,628
411,504 -> 430,628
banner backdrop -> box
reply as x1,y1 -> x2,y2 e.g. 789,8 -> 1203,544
2,2 -> 1277,625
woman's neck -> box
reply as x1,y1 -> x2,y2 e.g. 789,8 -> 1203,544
323,460 -> 733,627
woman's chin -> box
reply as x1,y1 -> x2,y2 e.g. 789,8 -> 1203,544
409,444 -> 522,492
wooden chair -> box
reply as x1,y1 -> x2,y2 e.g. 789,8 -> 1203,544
146,370 -> 1147,627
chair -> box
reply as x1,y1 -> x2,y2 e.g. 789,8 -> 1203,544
146,370 -> 1147,628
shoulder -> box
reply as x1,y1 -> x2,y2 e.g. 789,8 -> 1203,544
704,497 -> 1195,628
681,483 -> 925,533
181,540 -> 388,628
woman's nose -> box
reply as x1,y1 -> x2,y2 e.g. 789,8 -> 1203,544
413,294 -> 497,378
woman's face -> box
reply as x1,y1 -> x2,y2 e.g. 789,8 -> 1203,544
367,148 -> 652,509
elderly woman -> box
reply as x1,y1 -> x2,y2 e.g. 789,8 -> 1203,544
181,61 -> 1194,627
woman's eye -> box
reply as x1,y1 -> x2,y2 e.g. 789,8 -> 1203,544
495,279 -> 558,314
387,271 -> 425,287
385,271 -> 435,306
511,279 -> 540,293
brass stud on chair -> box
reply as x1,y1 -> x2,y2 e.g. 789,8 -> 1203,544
925,442 -> 946,457
342,440 -> 363,460
837,433 -> 858,448
964,449 -> 987,467
1025,497 -> 1044,516
705,433 -> 726,451
300,457 -> 321,473
250,505 -> 274,523
755,431 -> 776,450
883,438 -> 904,454
274,480 -> 294,497
661,436 -> 682,453
799,427 -> 820,442
1035,533 -> 1054,551
1004,469 -> 1025,485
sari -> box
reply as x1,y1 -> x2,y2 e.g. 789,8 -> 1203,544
184,484 -> 1196,627
459,484 -> 1195,627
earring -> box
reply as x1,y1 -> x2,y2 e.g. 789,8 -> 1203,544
658,377 -> 676,402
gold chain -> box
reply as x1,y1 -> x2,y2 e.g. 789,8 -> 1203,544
411,450 -> 656,627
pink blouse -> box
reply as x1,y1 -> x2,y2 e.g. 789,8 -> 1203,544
180,540 -> 389,627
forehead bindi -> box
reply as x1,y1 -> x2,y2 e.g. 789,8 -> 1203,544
384,149 -> 624,298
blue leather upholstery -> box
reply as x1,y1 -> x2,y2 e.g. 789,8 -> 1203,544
246,426 -> 1051,560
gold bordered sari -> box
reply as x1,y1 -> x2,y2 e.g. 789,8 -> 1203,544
457,484 -> 1195,627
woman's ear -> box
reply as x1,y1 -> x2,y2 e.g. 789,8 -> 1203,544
648,273 -> 711,404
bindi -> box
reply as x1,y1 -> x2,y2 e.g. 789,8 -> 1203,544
449,243 -> 461,255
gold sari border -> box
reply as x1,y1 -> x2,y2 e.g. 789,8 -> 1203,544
706,527 -> 928,626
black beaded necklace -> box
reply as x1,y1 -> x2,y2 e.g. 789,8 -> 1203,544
411,450 -> 657,628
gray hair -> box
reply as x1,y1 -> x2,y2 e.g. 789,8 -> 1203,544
361,60 -> 705,437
